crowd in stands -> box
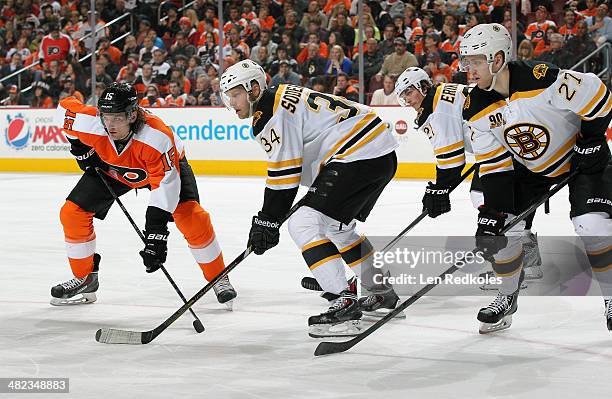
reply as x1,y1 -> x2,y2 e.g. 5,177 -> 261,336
0,0 -> 610,108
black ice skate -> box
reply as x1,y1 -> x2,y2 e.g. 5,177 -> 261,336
477,290 -> 519,334
320,276 -> 357,302
358,286 -> 406,320
213,275 -> 237,311
308,290 -> 363,338
50,254 -> 100,306
605,299 -> 612,331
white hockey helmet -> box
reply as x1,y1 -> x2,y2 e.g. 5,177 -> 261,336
394,67 -> 432,107
459,23 -> 511,90
220,59 -> 267,117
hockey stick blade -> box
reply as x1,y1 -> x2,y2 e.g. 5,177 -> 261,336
314,170 -> 576,356
94,199 -> 306,345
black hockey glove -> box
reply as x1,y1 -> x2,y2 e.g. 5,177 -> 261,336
70,145 -> 108,172
475,206 -> 508,260
248,212 -> 280,255
572,139 -> 611,175
140,227 -> 169,273
422,182 -> 451,218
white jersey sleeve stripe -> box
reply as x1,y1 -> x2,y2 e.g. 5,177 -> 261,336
578,82 -> 606,116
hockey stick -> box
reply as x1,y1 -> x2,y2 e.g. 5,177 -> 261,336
94,167 -> 205,334
302,164 -> 477,292
314,169 -> 577,356
95,197 -> 306,344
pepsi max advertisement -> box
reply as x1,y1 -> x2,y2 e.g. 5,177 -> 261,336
2,111 -> 70,155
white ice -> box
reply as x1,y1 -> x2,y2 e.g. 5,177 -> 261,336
1,173 -> 610,399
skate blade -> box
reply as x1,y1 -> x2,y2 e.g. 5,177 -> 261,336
480,282 -> 528,291
362,308 -> 406,321
479,315 -> 512,334
223,300 -> 234,311
308,320 -> 363,338
50,292 -> 97,306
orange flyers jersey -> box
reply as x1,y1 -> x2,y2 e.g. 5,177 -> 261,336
56,97 -> 185,214
525,20 -> 556,42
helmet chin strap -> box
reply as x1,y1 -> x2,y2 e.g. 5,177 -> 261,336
484,57 -> 507,92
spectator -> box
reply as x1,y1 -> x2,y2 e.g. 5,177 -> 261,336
333,12 -> 355,50
86,82 -> 106,106
136,19 -> 153,46
30,81 -> 54,108
139,36 -> 159,64
74,10 -> 107,51
424,53 -> 452,83
146,28 -> 166,51
193,75 -> 212,104
159,3 -> 180,44
224,5 -> 248,33
378,24 -> 397,57
179,16 -> 201,47
559,9 -> 578,40
352,38 -> 383,91
38,21 -> 75,65
297,32 -> 329,63
256,46 -> 272,69
300,43 -> 327,81
525,5 -> 557,44
5,84 -> 27,105
301,1 -> 328,29
517,39 -> 535,61
170,68 -> 192,95
376,37 -> 418,81
152,48 -> 172,82
271,59 -> 302,86
536,33 -> 573,68
97,37 -> 122,65
250,29 -> 278,64
209,77 -> 222,106
280,31 -> 300,59
121,35 -> 139,64
281,10 -> 305,43
223,26 -> 251,59
140,84 -> 165,107
253,5 -> 276,32
419,33 -> 448,66
440,24 -> 461,60
198,31 -> 219,66
431,0 -> 446,31
370,74 -> 399,106
325,44 -> 352,76
586,3 -> 612,46
164,80 -> 191,106
534,26 -> 559,57
7,38 -> 31,61
185,55 -> 207,83
332,73 -> 358,102
311,76 -> 328,92
565,20 -> 598,69
170,31 -> 197,62
59,76 -> 85,103
134,63 -> 155,95
86,62 -> 113,91
269,46 -> 298,76
580,0 -> 598,18
40,59 -> 62,100
117,58 -> 139,83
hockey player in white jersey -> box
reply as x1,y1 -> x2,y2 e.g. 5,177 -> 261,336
220,60 -> 401,337
460,23 -> 612,333
394,67 -> 543,285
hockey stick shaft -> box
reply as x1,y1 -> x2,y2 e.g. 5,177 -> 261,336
380,164 -> 477,254
314,170 -> 577,356
302,165 -> 476,293
96,197 -> 305,344
94,167 -> 204,330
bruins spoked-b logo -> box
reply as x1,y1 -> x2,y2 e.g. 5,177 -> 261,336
504,123 -> 550,160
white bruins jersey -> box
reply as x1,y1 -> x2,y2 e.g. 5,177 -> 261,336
416,82 -> 472,172
463,61 -> 612,178
252,84 -> 398,190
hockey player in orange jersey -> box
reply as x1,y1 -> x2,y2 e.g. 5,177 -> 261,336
50,82 -> 237,307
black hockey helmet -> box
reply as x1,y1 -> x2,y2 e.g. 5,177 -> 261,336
98,82 -> 138,116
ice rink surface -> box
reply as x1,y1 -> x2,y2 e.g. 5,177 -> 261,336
1,173 -> 610,399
